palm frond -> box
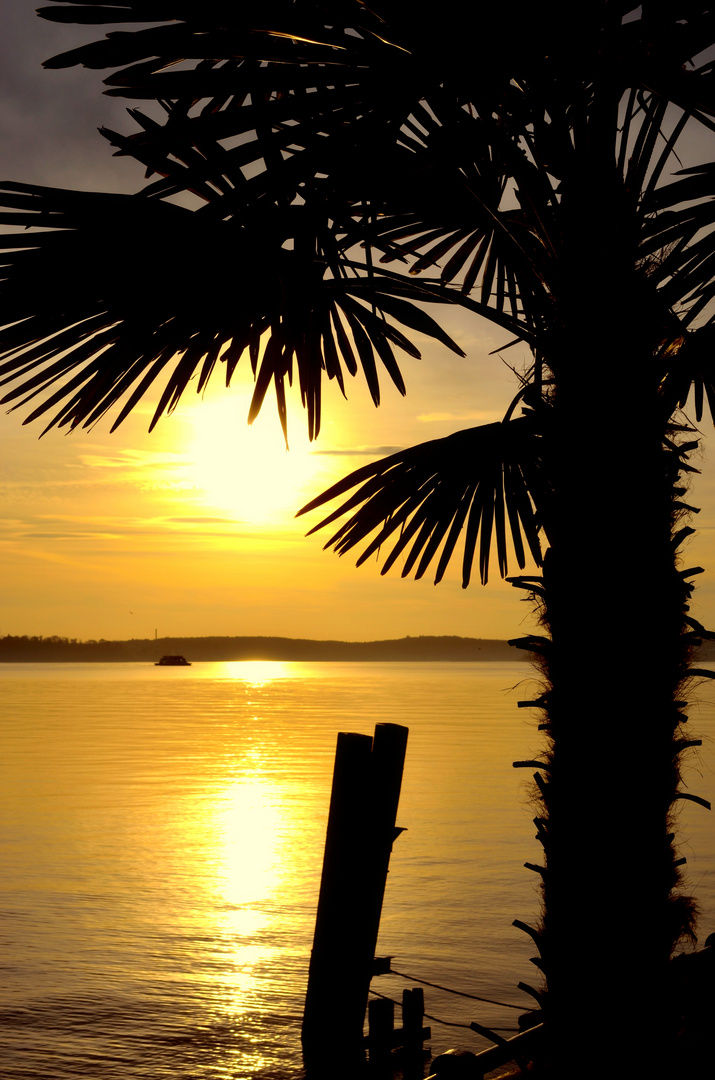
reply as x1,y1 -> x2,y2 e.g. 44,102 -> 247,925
659,325 -> 715,424
297,417 -> 544,587
0,182 -> 464,439
7,0 -> 715,450
639,164 -> 715,327
38,2 -> 393,74
33,3 -> 557,335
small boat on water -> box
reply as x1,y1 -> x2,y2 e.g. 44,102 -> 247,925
155,655 -> 191,666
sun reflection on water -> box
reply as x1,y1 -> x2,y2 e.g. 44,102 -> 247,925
208,773 -> 296,1023
215,779 -> 284,907
216,660 -> 297,685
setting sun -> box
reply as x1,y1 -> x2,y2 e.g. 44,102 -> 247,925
182,395 -> 326,524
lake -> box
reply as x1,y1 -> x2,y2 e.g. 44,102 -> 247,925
2,661 -> 714,1078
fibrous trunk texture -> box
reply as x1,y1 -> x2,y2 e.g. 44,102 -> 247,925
530,371 -> 696,1077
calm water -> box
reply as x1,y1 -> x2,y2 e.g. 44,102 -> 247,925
2,661 -> 714,1078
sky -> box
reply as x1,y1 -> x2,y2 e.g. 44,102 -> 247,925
2,6 -> 715,644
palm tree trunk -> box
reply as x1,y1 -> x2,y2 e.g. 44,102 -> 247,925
534,364 -> 695,1076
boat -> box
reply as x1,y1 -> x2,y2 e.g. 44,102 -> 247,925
155,655 -> 191,666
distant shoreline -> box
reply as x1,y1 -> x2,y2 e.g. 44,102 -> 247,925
4,634 -> 713,664
0,634 -> 522,663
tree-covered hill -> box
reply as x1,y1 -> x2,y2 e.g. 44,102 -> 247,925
0,634 -> 517,663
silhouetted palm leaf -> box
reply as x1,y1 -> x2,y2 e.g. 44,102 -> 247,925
642,164 -> 715,326
0,182 -> 465,438
34,2 -> 715,385
27,4 -> 569,342
659,325 -> 715,424
298,416 -> 544,587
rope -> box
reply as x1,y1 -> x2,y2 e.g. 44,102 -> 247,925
424,1014 -> 474,1030
423,1013 -> 519,1033
367,988 -> 520,1033
386,968 -> 529,1010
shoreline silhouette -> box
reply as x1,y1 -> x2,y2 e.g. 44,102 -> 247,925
0,634 -> 521,663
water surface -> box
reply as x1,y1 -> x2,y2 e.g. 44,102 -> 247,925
2,661 -> 713,1078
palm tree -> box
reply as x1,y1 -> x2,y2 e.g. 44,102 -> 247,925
2,2 -> 715,1075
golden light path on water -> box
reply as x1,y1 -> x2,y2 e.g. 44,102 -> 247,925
210,661 -> 300,684
198,660 -> 307,1060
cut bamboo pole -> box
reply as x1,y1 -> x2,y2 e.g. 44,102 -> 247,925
302,723 -> 408,1075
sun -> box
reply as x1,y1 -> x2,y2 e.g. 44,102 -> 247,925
182,394 -> 327,523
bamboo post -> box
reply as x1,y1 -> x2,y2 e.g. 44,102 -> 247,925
302,731 -> 372,1071
302,723 -> 408,1075
363,724 -> 409,960
401,987 -> 425,1080
367,996 -> 394,1071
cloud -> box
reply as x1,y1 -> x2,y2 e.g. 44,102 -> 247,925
0,6 -> 147,192
311,445 -> 403,457
77,450 -> 185,471
0,509 -> 290,547
20,532 -> 118,541
417,411 -> 500,423
166,516 -> 236,525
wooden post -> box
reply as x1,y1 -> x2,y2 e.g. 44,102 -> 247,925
401,987 -> 425,1080
367,997 -> 394,1072
302,723 -> 408,1076
302,731 -> 372,1072
363,724 -> 409,962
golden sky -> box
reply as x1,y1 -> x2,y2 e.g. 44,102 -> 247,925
2,7 -> 715,643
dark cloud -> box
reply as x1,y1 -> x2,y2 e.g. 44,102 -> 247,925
0,6 -> 149,191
